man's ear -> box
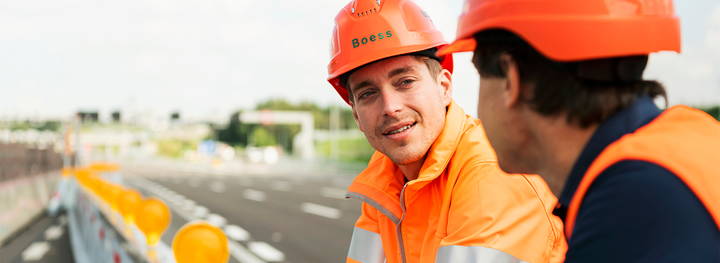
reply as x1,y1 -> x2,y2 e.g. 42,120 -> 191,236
499,53 -> 521,108
438,68 -> 453,106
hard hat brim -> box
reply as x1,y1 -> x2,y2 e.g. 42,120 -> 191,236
437,38 -> 476,56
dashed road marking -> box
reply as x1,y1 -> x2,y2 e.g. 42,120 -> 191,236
207,213 -> 227,227
301,202 -> 342,219
44,225 -> 63,240
243,189 -> 266,202
193,206 -> 209,218
229,241 -> 267,263
22,242 -> 50,261
224,225 -> 250,241
321,187 -> 348,200
248,241 -> 285,262
210,181 -> 226,193
270,181 -> 292,192
130,175 -> 274,263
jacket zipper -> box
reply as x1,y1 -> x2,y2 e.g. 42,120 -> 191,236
397,183 -> 409,263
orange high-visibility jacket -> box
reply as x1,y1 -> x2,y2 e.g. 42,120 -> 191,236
345,102 -> 567,263
565,106 -> 720,238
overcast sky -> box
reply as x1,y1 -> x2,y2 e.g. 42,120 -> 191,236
1,0 -> 718,120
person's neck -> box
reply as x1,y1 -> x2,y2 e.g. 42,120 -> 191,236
530,116 -> 597,196
398,158 -> 425,182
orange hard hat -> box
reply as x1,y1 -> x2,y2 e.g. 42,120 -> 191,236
438,0 -> 681,61
327,0 -> 453,104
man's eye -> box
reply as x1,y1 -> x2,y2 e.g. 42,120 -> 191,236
358,90 -> 376,100
399,79 -> 415,86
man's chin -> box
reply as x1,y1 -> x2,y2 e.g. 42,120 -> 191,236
384,149 -> 426,166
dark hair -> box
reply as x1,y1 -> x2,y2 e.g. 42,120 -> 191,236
340,49 -> 443,103
472,30 -> 667,128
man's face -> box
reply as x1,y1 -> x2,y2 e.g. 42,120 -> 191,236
348,55 -> 452,166
475,54 -> 529,173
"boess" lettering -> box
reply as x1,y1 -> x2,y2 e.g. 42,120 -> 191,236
352,30 -> 393,48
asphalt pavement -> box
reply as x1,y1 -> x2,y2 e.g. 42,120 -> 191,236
0,159 -> 364,263
0,213 -> 74,263
125,160 -> 362,263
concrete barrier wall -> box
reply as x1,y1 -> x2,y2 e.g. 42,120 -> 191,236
0,142 -> 63,245
0,172 -> 58,245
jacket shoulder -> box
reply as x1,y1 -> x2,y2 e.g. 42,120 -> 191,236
452,117 -> 499,165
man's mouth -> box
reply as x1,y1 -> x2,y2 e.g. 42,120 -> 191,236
383,122 -> 417,136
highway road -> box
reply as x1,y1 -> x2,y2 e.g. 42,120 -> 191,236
0,158 -> 363,263
125,159 -> 363,263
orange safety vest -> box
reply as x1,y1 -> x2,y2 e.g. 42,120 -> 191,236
565,106 -> 720,238
346,102 -> 567,263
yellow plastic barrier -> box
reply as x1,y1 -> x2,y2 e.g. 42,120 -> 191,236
172,222 -> 229,263
70,162 -> 231,263
136,198 -> 171,246
61,167 -> 75,177
106,184 -> 124,211
87,162 -> 121,173
119,189 -> 143,225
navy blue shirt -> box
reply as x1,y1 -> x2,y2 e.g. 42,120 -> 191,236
554,97 -> 720,262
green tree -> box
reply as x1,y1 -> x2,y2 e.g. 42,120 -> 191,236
213,98 -> 361,154
250,127 -> 276,147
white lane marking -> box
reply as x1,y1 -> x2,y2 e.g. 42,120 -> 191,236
248,241 -> 285,262
243,189 -> 266,202
270,181 -> 291,192
193,206 -> 209,218
210,181 -> 226,193
131,174 -> 267,263
229,241 -> 267,263
22,242 -> 50,261
301,202 -> 342,219
207,213 -> 227,227
168,195 -> 184,204
321,187 -> 348,200
44,225 -> 63,240
224,225 -> 250,242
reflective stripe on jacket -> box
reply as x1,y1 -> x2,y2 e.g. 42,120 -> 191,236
565,105 -> 720,238
346,102 -> 567,263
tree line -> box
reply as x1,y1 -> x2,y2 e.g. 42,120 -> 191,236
213,98 -> 357,152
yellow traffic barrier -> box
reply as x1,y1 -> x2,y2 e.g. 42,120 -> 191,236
87,162 -> 121,173
172,222 -> 229,263
61,167 -> 75,177
106,184 -> 124,211
135,198 -> 171,246
119,189 -> 143,225
74,168 -> 95,185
